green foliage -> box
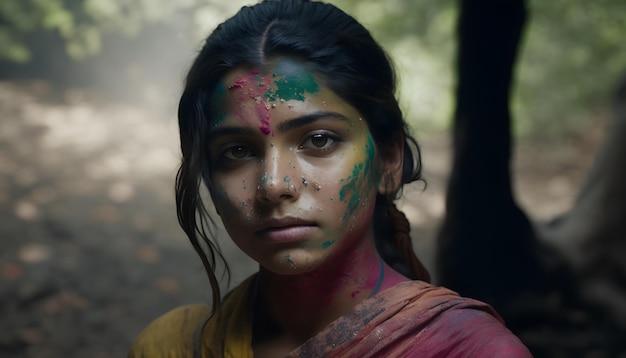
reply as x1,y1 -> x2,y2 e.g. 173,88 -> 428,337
0,0 -> 43,62
0,0 -> 250,62
335,0 -> 457,132
514,0 -> 626,138
0,0 -> 96,61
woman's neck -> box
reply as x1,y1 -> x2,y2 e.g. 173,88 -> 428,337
254,237 -> 409,344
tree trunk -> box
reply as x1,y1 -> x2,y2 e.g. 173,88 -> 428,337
435,0 -> 550,312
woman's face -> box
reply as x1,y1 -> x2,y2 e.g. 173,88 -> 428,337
208,59 -> 382,275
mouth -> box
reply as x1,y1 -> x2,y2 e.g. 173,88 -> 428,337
256,217 -> 317,243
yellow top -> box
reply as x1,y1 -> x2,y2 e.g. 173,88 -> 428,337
127,277 -> 255,358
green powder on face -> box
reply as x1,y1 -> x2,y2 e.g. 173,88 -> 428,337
261,173 -> 271,184
322,240 -> 335,249
338,162 -> 366,225
338,135 -> 377,224
210,83 -> 228,126
265,60 -> 320,102
365,135 -> 376,164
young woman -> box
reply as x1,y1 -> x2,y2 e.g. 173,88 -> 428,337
129,0 -> 532,356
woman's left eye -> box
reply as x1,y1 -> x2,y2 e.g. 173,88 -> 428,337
310,134 -> 329,148
299,132 -> 340,153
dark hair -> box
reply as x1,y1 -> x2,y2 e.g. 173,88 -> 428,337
176,0 -> 428,311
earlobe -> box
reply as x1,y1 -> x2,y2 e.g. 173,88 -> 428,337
377,133 -> 405,196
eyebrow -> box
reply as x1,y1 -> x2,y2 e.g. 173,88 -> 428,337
276,111 -> 349,133
208,111 -> 349,139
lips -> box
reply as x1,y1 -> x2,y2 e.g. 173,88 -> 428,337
256,217 -> 317,242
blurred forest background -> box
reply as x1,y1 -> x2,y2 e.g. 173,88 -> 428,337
0,0 -> 624,357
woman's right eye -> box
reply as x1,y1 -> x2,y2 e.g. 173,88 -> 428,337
222,145 -> 254,160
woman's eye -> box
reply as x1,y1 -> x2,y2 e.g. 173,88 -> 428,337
310,134 -> 329,148
223,145 -> 253,160
299,132 -> 340,153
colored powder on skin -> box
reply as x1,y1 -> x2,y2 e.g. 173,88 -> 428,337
322,240 -> 335,249
338,135 -> 376,224
312,182 -> 322,191
210,83 -> 228,126
365,135 -> 376,165
338,162 -> 365,223
261,173 -> 271,184
229,72 -> 273,135
283,176 -> 291,191
265,60 -> 320,101
285,255 -> 297,269
256,102 -> 271,135
228,63 -> 318,135
230,77 -> 248,88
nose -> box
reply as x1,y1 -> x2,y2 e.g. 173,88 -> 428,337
256,151 -> 301,204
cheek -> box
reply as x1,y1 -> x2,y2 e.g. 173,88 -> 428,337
302,140 -> 379,224
338,136 -> 379,223
337,162 -> 377,224
211,179 -> 256,219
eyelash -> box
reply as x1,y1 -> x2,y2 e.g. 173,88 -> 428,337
298,132 -> 341,154
215,131 -> 342,166
219,144 -> 255,161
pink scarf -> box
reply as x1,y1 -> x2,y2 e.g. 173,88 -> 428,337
289,280 -> 532,357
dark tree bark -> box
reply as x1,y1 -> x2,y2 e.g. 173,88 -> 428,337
435,0 -> 550,313
435,0 -> 626,353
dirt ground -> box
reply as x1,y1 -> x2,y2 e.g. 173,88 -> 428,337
0,80 -> 609,357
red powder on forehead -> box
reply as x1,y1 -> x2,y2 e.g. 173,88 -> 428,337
256,103 -> 271,135
229,77 -> 248,89
228,73 -> 274,135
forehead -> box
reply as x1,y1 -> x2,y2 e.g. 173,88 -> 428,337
210,59 -> 365,131
221,59 -> 320,101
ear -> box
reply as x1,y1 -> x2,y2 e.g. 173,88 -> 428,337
377,133 -> 405,196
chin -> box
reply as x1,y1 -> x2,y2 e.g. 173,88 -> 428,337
262,250 -> 327,276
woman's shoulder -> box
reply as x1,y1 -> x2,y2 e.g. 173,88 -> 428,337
428,303 -> 533,357
127,304 -> 212,358
380,281 -> 533,357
